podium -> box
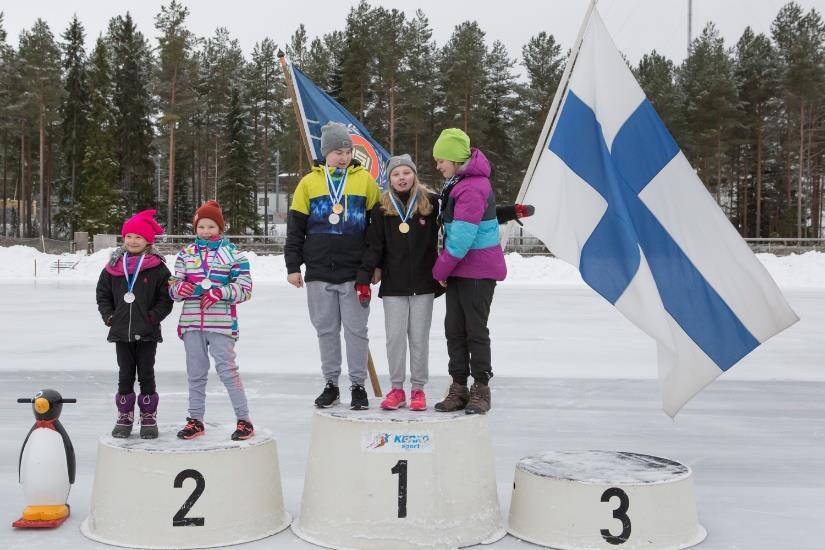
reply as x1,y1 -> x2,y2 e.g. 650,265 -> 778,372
292,409 -> 506,549
508,450 -> 706,549
80,425 -> 290,549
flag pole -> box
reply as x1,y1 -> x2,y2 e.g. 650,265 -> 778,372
277,49 -> 383,398
501,0 -> 599,248
278,50 -> 315,165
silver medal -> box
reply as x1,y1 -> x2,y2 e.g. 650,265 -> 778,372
200,279 -> 213,290
123,292 -> 136,304
329,213 -> 340,225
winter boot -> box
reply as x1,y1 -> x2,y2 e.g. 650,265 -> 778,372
380,388 -> 406,410
465,382 -> 491,415
314,380 -> 340,408
177,417 -> 205,439
112,393 -> 136,438
350,384 -> 369,410
137,393 -> 159,439
434,383 -> 469,412
231,419 -> 255,441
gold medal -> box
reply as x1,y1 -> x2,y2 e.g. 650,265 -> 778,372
398,222 -> 410,234
332,203 -> 344,215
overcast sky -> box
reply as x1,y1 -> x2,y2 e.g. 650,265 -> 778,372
3,0 -> 825,74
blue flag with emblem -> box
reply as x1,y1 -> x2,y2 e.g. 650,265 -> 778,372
516,8 -> 798,416
287,62 -> 390,188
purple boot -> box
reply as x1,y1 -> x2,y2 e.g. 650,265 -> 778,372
137,393 -> 159,439
112,393 -> 136,438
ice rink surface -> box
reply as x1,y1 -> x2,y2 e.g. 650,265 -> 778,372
1,282 -> 823,549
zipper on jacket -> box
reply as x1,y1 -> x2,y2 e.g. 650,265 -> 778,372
127,303 -> 133,342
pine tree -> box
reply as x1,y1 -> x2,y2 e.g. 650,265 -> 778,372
108,13 -> 156,213
734,28 -> 781,237
155,0 -> 195,232
17,19 -> 62,237
340,1 -> 376,119
0,12 -> 17,236
439,21 -> 489,137
219,86 -> 256,232
636,50 -> 684,141
369,7 -> 406,152
57,14 -> 90,237
481,40 -> 517,197
398,10 -> 438,180
678,23 -> 739,207
79,38 -> 122,236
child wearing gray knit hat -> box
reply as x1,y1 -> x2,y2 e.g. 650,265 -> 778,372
385,154 -> 417,176
320,122 -> 353,157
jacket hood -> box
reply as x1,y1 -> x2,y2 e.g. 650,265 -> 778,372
457,148 -> 491,179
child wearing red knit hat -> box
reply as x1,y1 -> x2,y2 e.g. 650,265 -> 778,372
168,200 -> 255,441
95,209 -> 174,439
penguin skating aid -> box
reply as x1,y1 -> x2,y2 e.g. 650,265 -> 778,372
13,389 -> 76,529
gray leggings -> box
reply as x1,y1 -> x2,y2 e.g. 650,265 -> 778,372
183,331 -> 250,421
383,294 -> 434,390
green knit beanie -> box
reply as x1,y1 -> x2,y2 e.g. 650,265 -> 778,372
433,128 -> 471,163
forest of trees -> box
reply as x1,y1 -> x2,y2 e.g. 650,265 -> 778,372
0,1 -> 823,238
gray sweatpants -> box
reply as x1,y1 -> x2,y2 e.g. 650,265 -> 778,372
183,331 -> 250,421
307,280 -> 370,386
383,294 -> 434,390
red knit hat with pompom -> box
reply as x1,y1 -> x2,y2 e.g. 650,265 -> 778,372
121,209 -> 164,244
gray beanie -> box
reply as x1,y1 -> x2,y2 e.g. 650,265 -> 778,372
320,122 -> 353,157
386,154 -> 417,176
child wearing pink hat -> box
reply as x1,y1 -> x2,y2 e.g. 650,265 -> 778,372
95,209 -> 174,439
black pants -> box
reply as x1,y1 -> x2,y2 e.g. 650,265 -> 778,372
115,341 -> 158,395
444,277 -> 496,385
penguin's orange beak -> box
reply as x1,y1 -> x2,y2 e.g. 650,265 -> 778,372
34,398 -> 50,414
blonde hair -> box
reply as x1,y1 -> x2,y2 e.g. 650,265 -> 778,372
380,177 -> 434,217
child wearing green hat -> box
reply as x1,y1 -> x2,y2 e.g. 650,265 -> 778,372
431,128 -> 506,415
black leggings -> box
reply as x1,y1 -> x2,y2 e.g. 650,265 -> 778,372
115,341 -> 158,395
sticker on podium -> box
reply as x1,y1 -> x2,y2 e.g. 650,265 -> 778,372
293,409 -> 505,549
80,425 -> 291,549
508,450 -> 707,550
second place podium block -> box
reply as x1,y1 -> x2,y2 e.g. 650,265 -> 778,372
81,425 -> 291,549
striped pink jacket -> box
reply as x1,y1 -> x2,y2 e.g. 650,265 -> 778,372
168,238 -> 252,340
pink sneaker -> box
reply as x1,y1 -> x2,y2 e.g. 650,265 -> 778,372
409,389 -> 427,411
380,388 -> 407,410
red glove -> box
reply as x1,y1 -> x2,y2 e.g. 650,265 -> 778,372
514,204 -> 535,219
356,284 -> 371,308
200,288 -> 223,310
178,281 -> 196,298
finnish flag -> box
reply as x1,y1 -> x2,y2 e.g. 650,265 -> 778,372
519,9 -> 799,416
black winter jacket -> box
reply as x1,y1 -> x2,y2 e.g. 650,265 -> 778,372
358,191 -> 444,298
96,253 -> 174,343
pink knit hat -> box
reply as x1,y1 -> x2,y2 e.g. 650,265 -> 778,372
121,209 -> 164,244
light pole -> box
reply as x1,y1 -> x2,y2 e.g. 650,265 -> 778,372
274,150 -> 281,230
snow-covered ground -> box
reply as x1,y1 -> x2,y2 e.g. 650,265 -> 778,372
1,246 -> 823,549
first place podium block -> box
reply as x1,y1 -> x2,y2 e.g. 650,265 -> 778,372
80,425 -> 291,549
293,409 -> 506,550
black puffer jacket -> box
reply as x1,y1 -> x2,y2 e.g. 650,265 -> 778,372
95,250 -> 174,343
358,191 -> 444,298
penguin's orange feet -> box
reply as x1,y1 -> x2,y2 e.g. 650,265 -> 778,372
21,504 -> 69,521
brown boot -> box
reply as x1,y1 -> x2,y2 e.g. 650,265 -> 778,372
434,382 -> 470,412
465,382 -> 491,415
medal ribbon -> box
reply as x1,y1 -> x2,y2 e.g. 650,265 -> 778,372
324,167 -> 348,208
388,190 -> 418,226
122,252 -> 146,295
197,240 -> 221,282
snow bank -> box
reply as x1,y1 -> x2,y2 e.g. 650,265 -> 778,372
0,245 -> 822,288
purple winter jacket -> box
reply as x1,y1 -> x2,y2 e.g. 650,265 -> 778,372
432,148 -> 507,282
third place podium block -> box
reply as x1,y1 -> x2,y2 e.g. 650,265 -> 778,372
292,409 -> 506,550
80,425 -> 291,549
508,450 -> 707,550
